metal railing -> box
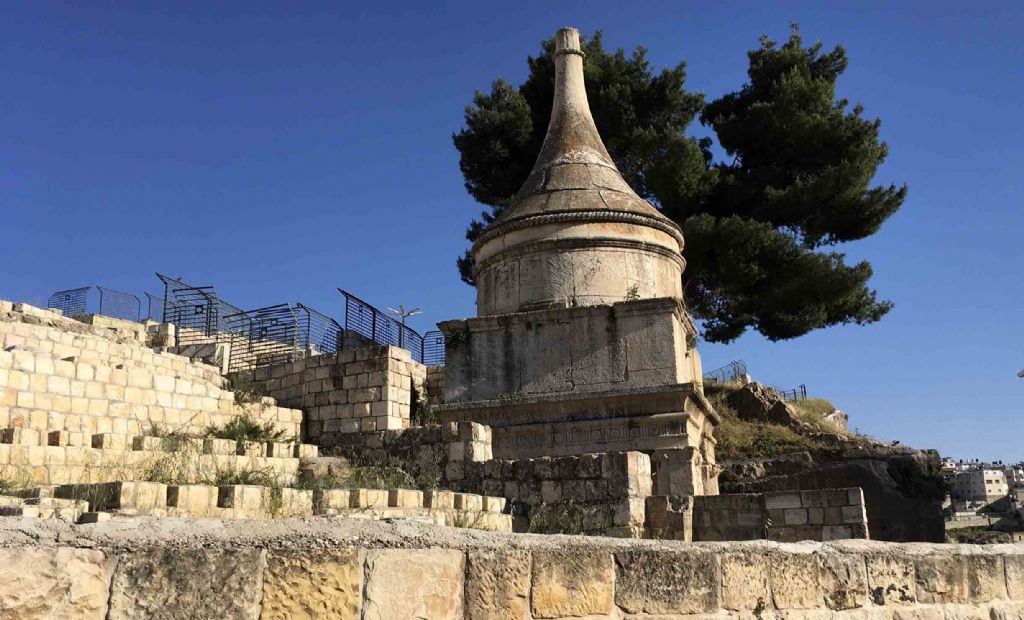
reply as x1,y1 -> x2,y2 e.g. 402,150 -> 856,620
47,285 -> 140,321
777,384 -> 808,401
222,304 -> 300,373
296,303 -> 343,355
47,286 -> 91,318
703,360 -> 747,383
156,274 -> 350,373
338,289 -> 445,365
422,330 -> 445,366
144,292 -> 166,322
157,274 -> 244,347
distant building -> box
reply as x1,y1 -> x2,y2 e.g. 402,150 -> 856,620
951,469 -> 1009,511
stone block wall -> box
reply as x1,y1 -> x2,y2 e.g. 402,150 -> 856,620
439,298 -> 701,403
694,489 -> 869,542
425,365 -> 445,405
325,423 -> 653,537
2,522 -> 1022,620
326,421 -> 492,490
239,346 -> 426,444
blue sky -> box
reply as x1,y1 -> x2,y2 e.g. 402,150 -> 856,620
2,2 -> 1022,461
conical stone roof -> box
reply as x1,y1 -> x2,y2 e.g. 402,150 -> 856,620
470,28 -> 686,316
474,27 -> 683,250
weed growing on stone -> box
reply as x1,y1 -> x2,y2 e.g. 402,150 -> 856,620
206,414 -> 292,443
625,284 -> 640,301
295,463 -> 417,492
210,465 -> 279,487
227,373 -> 267,407
753,597 -> 767,619
450,510 -> 484,529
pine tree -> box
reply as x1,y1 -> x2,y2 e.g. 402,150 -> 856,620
453,26 -> 905,342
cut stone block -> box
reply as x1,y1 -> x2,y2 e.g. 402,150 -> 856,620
387,489 -> 423,508
1,427 -> 41,446
425,490 -> 456,509
167,485 -> 219,517
481,496 -> 506,513
453,493 -> 482,511
349,489 -> 388,509
55,481 -> 167,514
91,433 -> 128,450
314,489 -> 352,514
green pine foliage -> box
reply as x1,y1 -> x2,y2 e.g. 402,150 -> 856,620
452,25 -> 905,343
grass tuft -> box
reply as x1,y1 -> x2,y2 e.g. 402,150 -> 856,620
206,414 -> 292,443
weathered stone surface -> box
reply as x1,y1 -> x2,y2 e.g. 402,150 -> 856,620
867,554 -> 917,605
465,550 -> 531,620
0,547 -> 109,619
892,607 -> 945,620
820,552 -> 869,610
727,381 -> 799,426
1006,554 -> 1024,600
615,549 -> 720,614
915,555 -> 968,604
940,603 -> 994,620
722,551 -> 770,611
531,549 -> 614,618
107,548 -> 265,620
262,549 -> 362,620
966,556 -> 1007,603
770,551 -> 823,609
363,549 -> 464,620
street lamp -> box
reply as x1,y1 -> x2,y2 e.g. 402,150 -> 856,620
387,305 -> 421,348
1018,369 -> 1024,379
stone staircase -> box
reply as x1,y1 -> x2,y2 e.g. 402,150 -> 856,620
0,481 -> 512,531
0,301 -> 312,486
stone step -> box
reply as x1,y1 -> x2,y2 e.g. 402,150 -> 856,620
0,444 -> 303,487
0,428 -> 317,459
0,333 -> 225,387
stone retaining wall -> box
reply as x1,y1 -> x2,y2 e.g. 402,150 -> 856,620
236,346 -> 426,443
0,519 -> 1021,619
694,489 -> 870,542
324,423 -> 652,536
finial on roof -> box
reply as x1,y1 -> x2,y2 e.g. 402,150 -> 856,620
525,27 -> 615,175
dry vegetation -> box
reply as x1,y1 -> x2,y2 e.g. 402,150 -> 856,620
709,386 -> 853,461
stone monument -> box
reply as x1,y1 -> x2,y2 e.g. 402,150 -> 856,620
437,27 -> 719,496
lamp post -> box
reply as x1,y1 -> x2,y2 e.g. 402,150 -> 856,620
387,305 -> 421,349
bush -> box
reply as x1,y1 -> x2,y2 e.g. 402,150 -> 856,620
295,464 -> 416,492
206,415 -> 292,443
710,392 -> 826,460
227,373 -> 266,406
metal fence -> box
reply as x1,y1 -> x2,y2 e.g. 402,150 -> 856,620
338,289 -> 445,365
47,287 -> 91,317
156,274 -> 349,373
222,304 -> 299,373
703,360 -> 748,383
296,303 -> 343,355
157,274 -> 244,347
47,285 -> 140,321
422,330 -> 445,366
777,384 -> 808,401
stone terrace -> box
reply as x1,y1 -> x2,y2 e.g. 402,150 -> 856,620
0,302 -> 310,486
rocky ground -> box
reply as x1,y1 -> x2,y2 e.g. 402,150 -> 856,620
707,381 -> 947,542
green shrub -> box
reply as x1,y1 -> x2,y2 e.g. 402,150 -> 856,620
295,464 -> 416,492
227,373 -> 266,406
206,414 -> 291,443
210,465 -> 278,487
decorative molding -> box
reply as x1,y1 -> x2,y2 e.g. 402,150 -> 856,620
471,209 -> 685,253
